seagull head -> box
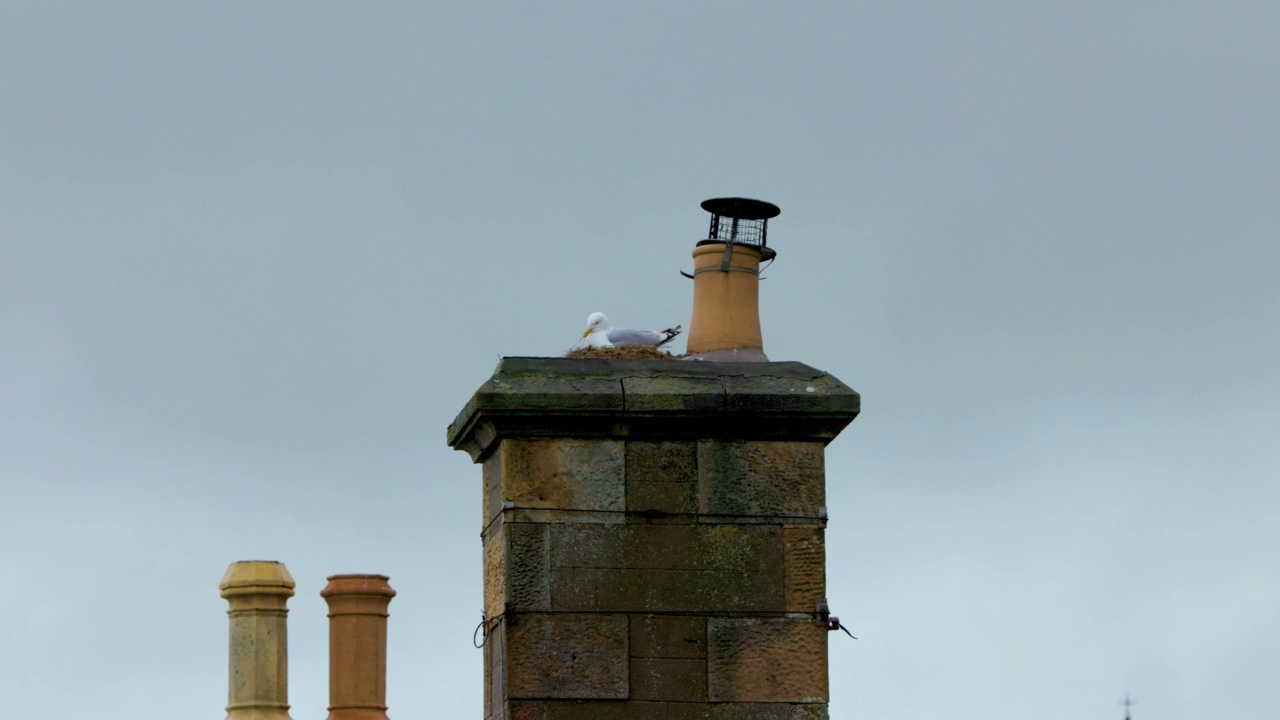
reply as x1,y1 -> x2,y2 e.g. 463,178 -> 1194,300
583,312 -> 610,338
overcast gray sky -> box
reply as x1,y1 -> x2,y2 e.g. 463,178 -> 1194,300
2,2 -> 1277,719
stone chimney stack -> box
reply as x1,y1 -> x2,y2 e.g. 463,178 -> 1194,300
447,200 -> 858,719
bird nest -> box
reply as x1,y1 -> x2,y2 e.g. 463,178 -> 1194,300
564,346 -> 681,360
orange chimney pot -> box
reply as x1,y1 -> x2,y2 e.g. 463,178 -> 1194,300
321,574 -> 396,720
684,197 -> 779,361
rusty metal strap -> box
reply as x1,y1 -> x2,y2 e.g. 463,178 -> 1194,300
692,265 -> 759,276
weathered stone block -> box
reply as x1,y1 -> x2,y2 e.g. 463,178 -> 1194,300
486,621 -> 507,717
783,526 -> 825,613
543,700 -> 667,720
507,613 -> 629,699
667,703 -> 830,720
550,524 -> 783,573
630,657 -> 707,701
549,523 -> 633,570
508,523 -> 550,612
699,524 -> 784,573
787,707 -> 830,720
475,372 -> 625,412
664,704 -> 707,720
547,566 -> 602,611
707,618 -> 828,703
501,439 -> 625,512
484,637 -> 493,717
630,615 -> 707,659
621,376 -> 724,412
624,438 -> 696,481
626,441 -> 698,517
627,481 -> 698,518
484,530 -> 507,619
722,370 -> 855,415
484,449 -> 504,525
698,441 -> 825,518
551,567 -> 783,613
507,700 -> 547,720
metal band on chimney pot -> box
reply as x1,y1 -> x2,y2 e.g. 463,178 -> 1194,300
692,265 -> 760,276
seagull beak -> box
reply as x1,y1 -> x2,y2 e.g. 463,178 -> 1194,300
582,329 -> 591,338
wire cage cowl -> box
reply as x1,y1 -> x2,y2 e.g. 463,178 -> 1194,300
698,197 -> 781,265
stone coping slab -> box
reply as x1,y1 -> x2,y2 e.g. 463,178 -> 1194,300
448,358 -> 859,462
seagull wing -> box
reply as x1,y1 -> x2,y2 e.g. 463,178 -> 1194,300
605,328 -> 669,346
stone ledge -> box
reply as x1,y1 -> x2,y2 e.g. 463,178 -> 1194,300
448,358 -> 859,462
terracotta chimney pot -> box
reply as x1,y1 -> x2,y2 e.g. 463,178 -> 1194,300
684,197 -> 779,361
321,574 -> 396,720
686,242 -> 766,357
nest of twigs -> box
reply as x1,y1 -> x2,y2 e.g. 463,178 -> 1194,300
564,346 -> 681,360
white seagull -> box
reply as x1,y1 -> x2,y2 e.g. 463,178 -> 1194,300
581,312 -> 682,348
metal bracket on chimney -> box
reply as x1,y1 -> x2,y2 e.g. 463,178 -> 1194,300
720,238 -> 735,272
816,597 -> 858,638
814,598 -> 831,628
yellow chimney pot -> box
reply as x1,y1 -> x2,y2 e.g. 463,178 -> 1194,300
219,561 -> 296,720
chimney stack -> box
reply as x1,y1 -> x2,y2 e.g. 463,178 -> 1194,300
685,197 -> 780,361
448,365 -> 857,718
447,198 -> 857,719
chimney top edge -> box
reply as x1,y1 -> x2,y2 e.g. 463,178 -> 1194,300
488,356 -> 834,380
445,358 -> 859,460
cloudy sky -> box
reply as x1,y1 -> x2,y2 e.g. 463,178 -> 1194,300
2,2 -> 1277,718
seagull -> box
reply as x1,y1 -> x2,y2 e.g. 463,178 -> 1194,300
581,312 -> 682,348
